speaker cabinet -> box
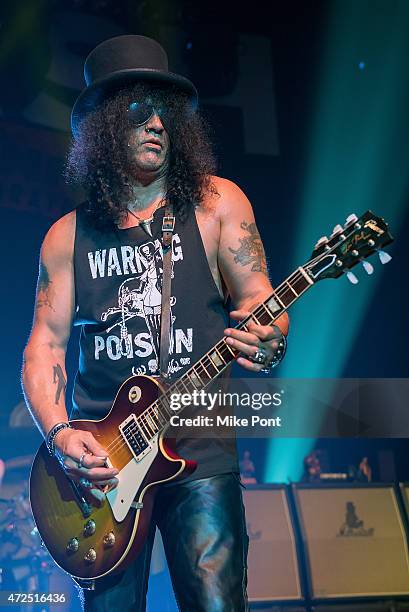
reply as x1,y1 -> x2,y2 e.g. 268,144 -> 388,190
293,484 -> 409,599
243,485 -> 303,603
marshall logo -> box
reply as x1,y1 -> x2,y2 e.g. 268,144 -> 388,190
337,502 -> 374,537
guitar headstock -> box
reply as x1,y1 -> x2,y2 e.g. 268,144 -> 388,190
304,211 -> 393,283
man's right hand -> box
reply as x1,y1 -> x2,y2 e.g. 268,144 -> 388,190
54,428 -> 119,504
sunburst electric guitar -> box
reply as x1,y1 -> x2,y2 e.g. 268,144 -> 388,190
30,211 -> 393,582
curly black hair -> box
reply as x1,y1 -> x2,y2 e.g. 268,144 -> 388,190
65,83 -> 218,230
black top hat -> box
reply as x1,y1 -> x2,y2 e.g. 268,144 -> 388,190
71,35 -> 198,136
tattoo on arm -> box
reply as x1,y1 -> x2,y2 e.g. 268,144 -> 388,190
53,364 -> 67,405
228,221 -> 268,276
36,263 -> 55,311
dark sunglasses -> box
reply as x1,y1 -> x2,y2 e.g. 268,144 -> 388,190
127,101 -> 167,127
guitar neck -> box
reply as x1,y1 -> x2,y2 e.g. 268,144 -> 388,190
139,266 -> 314,437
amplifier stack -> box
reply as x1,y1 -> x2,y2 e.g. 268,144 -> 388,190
243,483 -> 409,609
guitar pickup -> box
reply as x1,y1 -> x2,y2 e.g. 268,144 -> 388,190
119,414 -> 152,461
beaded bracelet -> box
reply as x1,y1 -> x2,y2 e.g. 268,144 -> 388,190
261,333 -> 287,374
46,422 -> 72,456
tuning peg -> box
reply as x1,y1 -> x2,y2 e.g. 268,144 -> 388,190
331,224 -> 343,236
346,213 -> 358,224
362,261 -> 374,275
346,271 -> 359,284
315,236 -> 328,248
378,250 -> 392,264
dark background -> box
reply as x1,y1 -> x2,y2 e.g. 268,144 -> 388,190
0,0 -> 408,482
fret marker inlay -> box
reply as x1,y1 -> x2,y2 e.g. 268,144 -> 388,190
266,295 -> 283,312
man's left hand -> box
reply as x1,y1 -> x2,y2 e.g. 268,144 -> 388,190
224,309 -> 285,372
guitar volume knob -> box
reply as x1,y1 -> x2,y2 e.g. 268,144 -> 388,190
83,519 -> 96,536
84,548 -> 97,563
103,531 -> 116,548
66,537 -> 79,553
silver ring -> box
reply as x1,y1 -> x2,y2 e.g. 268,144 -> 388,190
79,477 -> 92,488
250,348 -> 267,365
78,452 -> 87,469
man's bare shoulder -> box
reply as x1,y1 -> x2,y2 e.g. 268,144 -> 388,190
42,210 -> 76,262
203,176 -> 253,219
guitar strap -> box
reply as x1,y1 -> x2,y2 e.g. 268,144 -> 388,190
159,203 -> 175,379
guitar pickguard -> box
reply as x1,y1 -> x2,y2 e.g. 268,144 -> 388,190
106,434 -> 159,522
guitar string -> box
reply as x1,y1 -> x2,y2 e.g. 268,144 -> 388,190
102,262 -> 322,457
101,265 -> 310,456
103,274 -> 309,457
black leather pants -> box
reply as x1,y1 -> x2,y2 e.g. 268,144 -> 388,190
80,473 -> 249,612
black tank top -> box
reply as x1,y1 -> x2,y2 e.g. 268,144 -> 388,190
71,202 -> 238,480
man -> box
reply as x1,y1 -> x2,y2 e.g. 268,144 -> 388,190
22,35 -> 289,611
